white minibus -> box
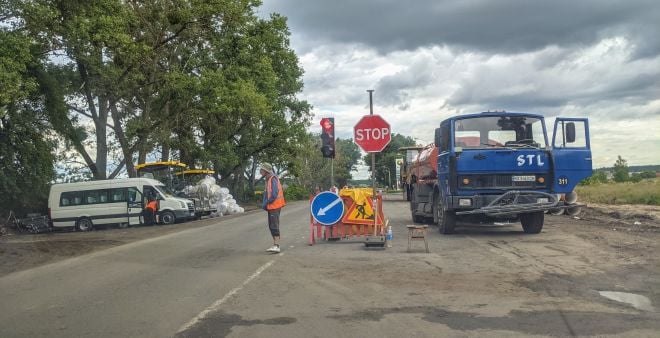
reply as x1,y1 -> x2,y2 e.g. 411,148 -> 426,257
48,178 -> 195,231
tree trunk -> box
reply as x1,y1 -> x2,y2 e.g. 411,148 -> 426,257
161,144 -> 170,162
95,95 -> 108,179
77,60 -> 104,179
248,156 -> 258,192
110,102 -> 136,177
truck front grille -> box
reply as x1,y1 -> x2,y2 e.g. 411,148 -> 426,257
460,174 -> 546,189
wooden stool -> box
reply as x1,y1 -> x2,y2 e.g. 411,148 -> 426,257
406,225 -> 429,253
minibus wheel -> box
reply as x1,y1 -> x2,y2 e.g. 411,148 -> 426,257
76,218 -> 94,232
160,211 -> 176,225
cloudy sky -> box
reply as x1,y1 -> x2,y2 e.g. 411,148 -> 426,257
259,0 -> 660,172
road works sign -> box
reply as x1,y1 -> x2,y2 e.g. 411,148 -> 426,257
353,115 -> 391,152
343,196 -> 377,225
311,192 -> 344,225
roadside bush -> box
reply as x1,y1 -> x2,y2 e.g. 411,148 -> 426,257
579,171 -> 608,185
254,190 -> 263,204
284,184 -> 308,201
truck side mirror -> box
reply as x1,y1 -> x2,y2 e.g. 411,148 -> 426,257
565,122 -> 576,143
434,128 -> 442,147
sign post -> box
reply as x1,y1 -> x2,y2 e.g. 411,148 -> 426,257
354,91 -> 391,244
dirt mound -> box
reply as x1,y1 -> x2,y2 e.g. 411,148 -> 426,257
575,203 -> 660,233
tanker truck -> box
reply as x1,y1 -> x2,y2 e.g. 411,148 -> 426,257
399,146 -> 423,202
409,112 -> 592,234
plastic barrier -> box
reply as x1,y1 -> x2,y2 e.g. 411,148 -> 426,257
309,188 -> 386,245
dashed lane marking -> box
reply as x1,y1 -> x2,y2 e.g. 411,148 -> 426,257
176,259 -> 275,333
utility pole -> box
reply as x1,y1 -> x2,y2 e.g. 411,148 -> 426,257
367,89 -> 376,236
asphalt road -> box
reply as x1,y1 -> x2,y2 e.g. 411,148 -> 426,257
1,195 -> 659,337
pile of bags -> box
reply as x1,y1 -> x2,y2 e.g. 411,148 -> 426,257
210,187 -> 245,217
182,176 -> 244,218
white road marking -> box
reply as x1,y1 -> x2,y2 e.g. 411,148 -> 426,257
317,197 -> 342,216
176,259 -> 275,333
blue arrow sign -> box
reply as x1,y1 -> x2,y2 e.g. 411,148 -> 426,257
311,192 -> 344,225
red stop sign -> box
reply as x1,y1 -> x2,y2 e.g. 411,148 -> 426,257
353,115 -> 391,152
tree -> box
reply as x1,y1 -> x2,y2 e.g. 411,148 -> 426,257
336,138 -> 361,175
0,28 -> 56,217
363,133 -> 417,186
613,155 -> 629,183
10,0 -> 310,187
286,134 -> 361,191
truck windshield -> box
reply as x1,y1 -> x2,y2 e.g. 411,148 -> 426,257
454,116 -> 547,149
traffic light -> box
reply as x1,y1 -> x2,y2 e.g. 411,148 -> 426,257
320,117 -> 335,158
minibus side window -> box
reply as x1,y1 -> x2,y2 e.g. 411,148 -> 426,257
111,188 -> 127,202
84,190 -> 109,205
61,191 -> 83,206
128,187 -> 139,202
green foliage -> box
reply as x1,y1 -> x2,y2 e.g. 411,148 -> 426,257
612,155 -> 629,183
0,29 -> 56,217
579,171 -> 608,186
362,133 -> 417,187
9,0 -> 310,186
283,184 -> 308,201
640,171 -> 657,179
286,133 -> 361,190
576,178 -> 660,205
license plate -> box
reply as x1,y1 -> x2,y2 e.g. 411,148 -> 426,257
512,175 -> 536,182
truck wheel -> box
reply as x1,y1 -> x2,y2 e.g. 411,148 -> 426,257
439,208 -> 456,234
76,218 -> 94,232
432,196 -> 441,225
411,207 -> 425,223
159,211 -> 176,225
521,211 -> 544,234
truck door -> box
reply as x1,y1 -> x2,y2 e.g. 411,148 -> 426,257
552,118 -> 593,193
437,121 -> 452,204
127,187 -> 143,226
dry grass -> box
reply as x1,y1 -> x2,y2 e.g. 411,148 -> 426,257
576,178 -> 660,205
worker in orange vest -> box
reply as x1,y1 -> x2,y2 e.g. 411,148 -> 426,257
144,195 -> 158,225
260,163 -> 286,253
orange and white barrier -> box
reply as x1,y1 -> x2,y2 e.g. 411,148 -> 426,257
309,189 -> 386,245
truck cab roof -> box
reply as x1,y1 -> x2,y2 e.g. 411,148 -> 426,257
444,111 -> 545,123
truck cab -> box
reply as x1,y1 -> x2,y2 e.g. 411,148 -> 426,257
411,112 -> 592,234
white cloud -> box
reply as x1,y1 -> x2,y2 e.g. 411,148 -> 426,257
262,0 -> 660,169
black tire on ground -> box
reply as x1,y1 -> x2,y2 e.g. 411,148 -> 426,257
439,207 -> 456,234
432,195 -> 440,225
159,210 -> 176,225
412,211 -> 425,223
521,211 -> 544,234
410,203 -> 425,223
76,218 -> 94,232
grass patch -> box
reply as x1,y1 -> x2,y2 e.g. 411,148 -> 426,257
576,178 -> 660,205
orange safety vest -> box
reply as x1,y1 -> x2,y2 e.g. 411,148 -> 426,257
146,200 -> 158,211
266,175 -> 286,210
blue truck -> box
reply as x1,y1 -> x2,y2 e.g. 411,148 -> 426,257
408,112 -> 592,234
